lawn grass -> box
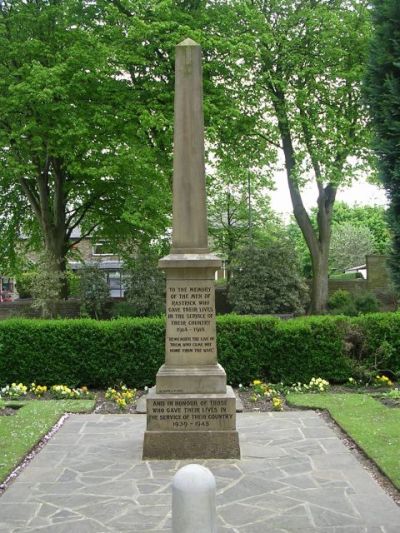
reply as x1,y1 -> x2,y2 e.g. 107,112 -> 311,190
287,393 -> 400,489
0,400 -> 95,483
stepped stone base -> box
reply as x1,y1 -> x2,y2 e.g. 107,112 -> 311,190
142,386 -> 240,459
143,430 -> 240,460
156,363 -> 227,394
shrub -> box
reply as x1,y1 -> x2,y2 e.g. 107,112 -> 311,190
111,302 -> 145,318
328,290 -> 357,316
79,265 -> 110,319
30,266 -> 65,318
15,272 -> 36,299
355,292 -> 380,314
228,244 -> 309,314
352,313 -> 400,379
0,314 -> 399,388
328,290 -> 380,316
122,255 -> 165,317
67,271 -> 80,298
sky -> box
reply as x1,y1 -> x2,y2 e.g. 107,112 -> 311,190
270,174 -> 388,221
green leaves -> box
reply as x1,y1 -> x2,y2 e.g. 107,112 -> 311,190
364,0 -> 400,290
228,244 -> 309,314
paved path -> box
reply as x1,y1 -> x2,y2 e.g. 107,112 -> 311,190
0,412 -> 399,532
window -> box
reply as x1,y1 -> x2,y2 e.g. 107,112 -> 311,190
106,270 -> 124,298
92,243 -> 114,256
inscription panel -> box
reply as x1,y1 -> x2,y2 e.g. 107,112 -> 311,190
147,397 -> 236,431
165,279 -> 217,365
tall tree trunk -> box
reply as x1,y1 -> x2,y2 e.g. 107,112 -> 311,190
310,244 -> 330,314
272,88 -> 335,313
20,155 -> 69,300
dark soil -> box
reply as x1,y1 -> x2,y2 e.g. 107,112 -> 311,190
94,390 -> 145,414
0,407 -> 19,416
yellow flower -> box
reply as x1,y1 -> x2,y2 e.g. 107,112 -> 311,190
272,397 -> 283,411
253,380 -> 262,385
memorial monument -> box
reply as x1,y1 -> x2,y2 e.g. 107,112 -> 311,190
142,38 -> 240,459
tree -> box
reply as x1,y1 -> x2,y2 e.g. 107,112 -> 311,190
329,223 -> 375,273
228,243 -> 309,314
207,168 -> 277,280
0,0 -> 171,294
0,0 -> 263,294
288,202 -> 391,276
363,0 -> 400,290
224,0 -> 372,313
330,202 -> 391,254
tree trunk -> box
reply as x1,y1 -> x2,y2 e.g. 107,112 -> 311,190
310,246 -> 329,314
271,88 -> 335,314
20,155 -> 70,300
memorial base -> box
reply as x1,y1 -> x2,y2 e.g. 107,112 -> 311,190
142,386 -> 240,459
143,430 -> 240,460
156,363 -> 227,394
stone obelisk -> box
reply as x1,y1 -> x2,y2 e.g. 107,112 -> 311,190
142,38 -> 240,459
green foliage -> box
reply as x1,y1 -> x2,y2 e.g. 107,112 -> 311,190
332,203 -> 391,254
67,271 -> 80,298
328,290 -> 356,315
79,265 -> 109,319
228,244 -> 309,314
111,302 -> 140,318
15,271 -> 36,299
364,0 -> 400,290
30,254 -> 66,318
355,292 -> 380,315
329,223 -> 375,273
7,313 -> 400,388
330,272 -> 363,281
207,169 -> 277,278
289,203 -> 391,278
229,0 -> 373,313
328,290 -> 380,316
351,313 -> 400,378
287,393 -> 400,489
122,255 -> 165,317
0,0 -> 171,275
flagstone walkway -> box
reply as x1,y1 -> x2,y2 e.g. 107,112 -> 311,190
0,411 -> 399,532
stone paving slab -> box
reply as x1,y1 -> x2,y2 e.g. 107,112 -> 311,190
0,412 -> 399,532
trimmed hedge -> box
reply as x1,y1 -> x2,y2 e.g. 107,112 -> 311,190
0,313 -> 399,388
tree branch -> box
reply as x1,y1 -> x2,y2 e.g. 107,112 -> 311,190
109,0 -> 132,17
19,178 -> 41,220
67,224 -> 98,249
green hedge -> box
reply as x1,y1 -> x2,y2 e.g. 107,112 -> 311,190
0,313 -> 399,388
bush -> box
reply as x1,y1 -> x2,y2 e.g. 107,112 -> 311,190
122,255 -> 165,317
0,313 -> 399,389
328,290 -> 357,316
352,313 -> 400,379
328,290 -> 380,316
79,265 -> 110,319
111,302 -> 140,318
67,271 -> 80,298
228,244 -> 309,314
15,272 -> 36,299
355,292 -> 380,314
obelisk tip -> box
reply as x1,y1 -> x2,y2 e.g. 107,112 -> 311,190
177,37 -> 200,47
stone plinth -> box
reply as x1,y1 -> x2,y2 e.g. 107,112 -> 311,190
143,255 -> 240,459
156,254 -> 226,395
143,387 -> 240,460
